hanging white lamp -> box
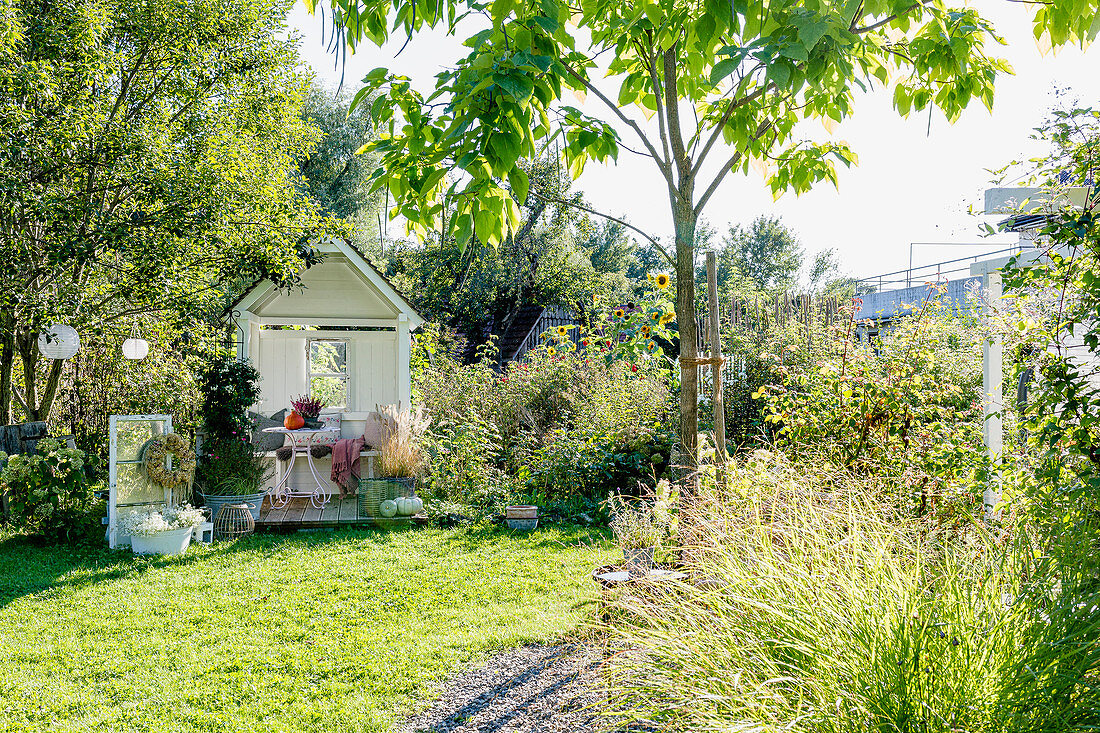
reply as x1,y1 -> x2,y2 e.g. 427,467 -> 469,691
122,338 -> 150,360
37,324 -> 80,360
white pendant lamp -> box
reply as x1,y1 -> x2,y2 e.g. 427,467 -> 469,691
122,338 -> 150,360
37,325 -> 81,360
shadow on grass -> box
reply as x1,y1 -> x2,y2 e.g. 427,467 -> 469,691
438,523 -> 610,553
0,522 -> 610,610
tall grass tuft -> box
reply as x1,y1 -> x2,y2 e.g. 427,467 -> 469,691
377,404 -> 431,479
600,452 -> 1100,732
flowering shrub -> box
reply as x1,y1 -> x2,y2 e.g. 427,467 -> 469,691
0,438 -> 100,541
414,333 -> 676,520
536,273 -> 677,370
758,290 -> 993,519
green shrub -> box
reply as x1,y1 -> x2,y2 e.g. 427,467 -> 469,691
0,438 -> 100,541
759,292 -> 993,519
198,353 -> 262,444
195,436 -> 274,496
422,414 -> 520,520
413,334 -> 676,520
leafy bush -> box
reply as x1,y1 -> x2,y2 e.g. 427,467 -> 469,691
602,453 -> 1100,733
758,292 -> 993,519
422,414 -> 520,521
414,333 -> 676,520
198,353 -> 262,444
195,437 -> 273,496
0,438 -> 100,541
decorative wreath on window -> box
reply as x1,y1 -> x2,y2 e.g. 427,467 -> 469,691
142,433 -> 196,489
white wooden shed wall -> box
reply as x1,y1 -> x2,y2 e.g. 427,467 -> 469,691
231,239 -> 423,441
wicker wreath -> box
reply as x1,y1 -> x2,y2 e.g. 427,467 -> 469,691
142,433 -> 197,489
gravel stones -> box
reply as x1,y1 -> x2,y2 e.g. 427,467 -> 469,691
398,643 -> 607,733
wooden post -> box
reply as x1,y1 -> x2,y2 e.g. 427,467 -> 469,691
981,270 -> 1004,521
706,252 -> 726,462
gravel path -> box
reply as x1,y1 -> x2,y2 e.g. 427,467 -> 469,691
397,643 -> 611,733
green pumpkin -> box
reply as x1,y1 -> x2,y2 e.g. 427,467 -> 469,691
379,499 -> 398,518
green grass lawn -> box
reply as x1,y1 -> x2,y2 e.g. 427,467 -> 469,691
0,525 -> 613,732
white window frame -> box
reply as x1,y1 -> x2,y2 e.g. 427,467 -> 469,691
307,337 -> 350,410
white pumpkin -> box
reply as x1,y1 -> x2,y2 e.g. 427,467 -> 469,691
395,497 -> 408,515
379,499 -> 398,518
411,496 -> 424,514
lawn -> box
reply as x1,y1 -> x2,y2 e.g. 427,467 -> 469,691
0,525 -> 613,732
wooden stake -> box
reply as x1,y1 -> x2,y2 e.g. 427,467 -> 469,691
706,251 -> 726,462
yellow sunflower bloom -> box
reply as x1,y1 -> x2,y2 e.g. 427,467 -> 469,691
614,308 -> 625,319
650,311 -> 661,322
546,346 -> 556,356
641,325 -> 651,335
660,312 -> 675,325
646,340 -> 658,353
556,325 -> 569,336
655,272 -> 670,289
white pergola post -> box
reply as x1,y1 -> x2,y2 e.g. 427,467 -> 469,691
396,313 -> 411,408
981,270 -> 1004,521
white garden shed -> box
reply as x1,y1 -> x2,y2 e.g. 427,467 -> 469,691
231,238 -> 424,440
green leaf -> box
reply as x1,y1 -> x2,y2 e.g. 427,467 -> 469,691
507,167 -> 530,203
710,58 -> 740,84
493,73 -> 535,103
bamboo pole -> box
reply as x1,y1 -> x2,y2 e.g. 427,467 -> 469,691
706,251 -> 726,462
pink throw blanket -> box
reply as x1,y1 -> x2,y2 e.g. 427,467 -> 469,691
330,437 -> 366,497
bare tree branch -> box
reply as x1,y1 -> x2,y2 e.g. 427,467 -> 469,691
527,189 -> 673,265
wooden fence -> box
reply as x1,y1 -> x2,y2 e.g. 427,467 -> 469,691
727,293 -> 847,333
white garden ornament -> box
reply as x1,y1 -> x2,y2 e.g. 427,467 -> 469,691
122,338 -> 150,360
37,324 -> 80,360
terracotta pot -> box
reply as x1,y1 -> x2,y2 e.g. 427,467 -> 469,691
506,505 -> 538,520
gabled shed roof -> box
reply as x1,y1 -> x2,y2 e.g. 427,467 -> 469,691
233,238 -> 425,329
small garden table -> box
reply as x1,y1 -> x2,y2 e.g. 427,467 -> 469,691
263,426 -> 339,509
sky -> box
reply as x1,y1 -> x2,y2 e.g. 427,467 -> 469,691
286,2 -> 1100,284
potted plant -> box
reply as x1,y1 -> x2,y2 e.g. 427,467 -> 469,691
196,436 -> 274,522
609,494 -> 666,573
120,504 -> 206,556
505,505 -> 538,530
290,394 -> 325,429
360,404 -> 429,519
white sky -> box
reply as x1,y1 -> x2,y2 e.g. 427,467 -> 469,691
287,2 -> 1100,283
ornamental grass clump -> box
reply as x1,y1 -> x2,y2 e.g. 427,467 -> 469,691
378,404 -> 430,479
599,453 -> 1100,733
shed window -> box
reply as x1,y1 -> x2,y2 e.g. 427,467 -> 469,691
308,339 -> 348,409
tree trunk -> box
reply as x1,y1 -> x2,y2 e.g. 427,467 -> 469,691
0,329 -> 13,426
672,198 -> 699,467
13,332 -> 64,424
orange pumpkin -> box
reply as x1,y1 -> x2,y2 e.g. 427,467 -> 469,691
284,409 -> 305,430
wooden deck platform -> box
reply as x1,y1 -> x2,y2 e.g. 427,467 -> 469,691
256,494 -> 373,529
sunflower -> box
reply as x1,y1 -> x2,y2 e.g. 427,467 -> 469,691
556,325 -> 570,336
613,308 -> 625,319
660,312 -> 675,325
646,340 -> 658,354
655,272 -> 670,289
641,325 -> 651,336
546,346 -> 556,356
650,310 -> 661,323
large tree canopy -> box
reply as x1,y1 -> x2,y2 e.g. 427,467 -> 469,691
0,0 -> 332,424
315,0 -> 1095,461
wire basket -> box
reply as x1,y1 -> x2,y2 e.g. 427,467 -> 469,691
213,502 -> 255,541
358,477 -> 417,518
